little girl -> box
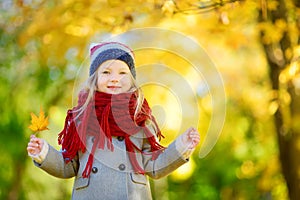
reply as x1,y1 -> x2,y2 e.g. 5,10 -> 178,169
27,42 -> 200,200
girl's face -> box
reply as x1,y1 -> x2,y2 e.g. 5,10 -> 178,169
96,59 -> 133,94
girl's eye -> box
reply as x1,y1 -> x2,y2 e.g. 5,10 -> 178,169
120,71 -> 127,75
102,70 -> 110,74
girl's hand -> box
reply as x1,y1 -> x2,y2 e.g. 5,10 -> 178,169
27,134 -> 44,156
181,127 -> 200,149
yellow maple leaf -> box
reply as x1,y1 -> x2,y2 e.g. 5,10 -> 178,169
28,107 -> 49,133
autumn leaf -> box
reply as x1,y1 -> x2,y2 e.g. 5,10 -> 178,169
28,107 -> 49,133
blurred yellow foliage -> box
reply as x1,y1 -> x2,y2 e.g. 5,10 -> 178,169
170,157 -> 196,181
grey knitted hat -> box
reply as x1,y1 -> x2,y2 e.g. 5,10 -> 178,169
89,42 -> 136,78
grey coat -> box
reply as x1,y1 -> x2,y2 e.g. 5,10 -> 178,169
36,129 -> 188,200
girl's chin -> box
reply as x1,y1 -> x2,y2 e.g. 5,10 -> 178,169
98,87 -> 132,94
106,89 -> 122,94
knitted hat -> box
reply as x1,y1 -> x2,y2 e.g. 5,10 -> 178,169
89,42 -> 136,78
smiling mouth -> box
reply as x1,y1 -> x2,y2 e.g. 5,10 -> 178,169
107,86 -> 121,89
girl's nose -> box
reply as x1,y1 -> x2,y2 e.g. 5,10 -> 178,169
110,79 -> 118,83
110,73 -> 120,82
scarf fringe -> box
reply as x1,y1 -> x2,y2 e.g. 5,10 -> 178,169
142,126 -> 165,160
82,135 -> 99,178
99,105 -> 113,151
125,136 -> 145,174
58,110 -> 86,163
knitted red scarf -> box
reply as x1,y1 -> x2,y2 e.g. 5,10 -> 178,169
58,91 -> 164,178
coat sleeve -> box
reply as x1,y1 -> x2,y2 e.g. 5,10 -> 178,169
34,145 -> 79,179
142,133 -> 189,179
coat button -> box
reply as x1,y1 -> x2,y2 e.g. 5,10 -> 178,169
91,137 -> 95,143
117,136 -> 124,141
92,167 -> 98,173
118,164 -> 126,171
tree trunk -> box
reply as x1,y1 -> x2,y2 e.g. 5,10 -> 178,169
263,39 -> 300,200
286,82 -> 300,199
258,0 -> 300,199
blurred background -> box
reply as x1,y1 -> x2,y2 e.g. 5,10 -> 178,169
0,0 -> 299,199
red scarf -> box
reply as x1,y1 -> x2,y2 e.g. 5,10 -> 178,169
58,91 -> 164,178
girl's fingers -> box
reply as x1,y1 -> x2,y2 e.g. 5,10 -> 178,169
27,135 -> 43,155
30,136 -> 39,143
27,143 -> 39,149
181,127 -> 200,148
28,141 -> 39,149
29,136 -> 43,146
188,129 -> 200,138
27,146 -> 37,155
187,128 -> 200,148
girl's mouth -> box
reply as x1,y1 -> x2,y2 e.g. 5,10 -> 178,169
107,86 -> 121,90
